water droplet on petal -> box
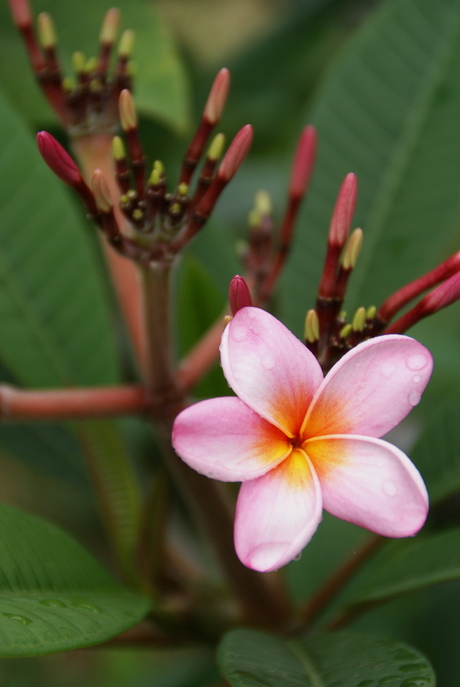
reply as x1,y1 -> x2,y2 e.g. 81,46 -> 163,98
409,390 -> 421,406
293,552 -> 302,561
247,309 -> 256,319
231,325 -> 247,342
262,356 -> 275,370
383,480 -> 397,497
2,613 -> 32,626
413,375 -> 421,383
406,354 -> 428,371
380,361 -> 396,378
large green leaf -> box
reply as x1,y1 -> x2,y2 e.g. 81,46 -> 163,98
339,529 -> 460,616
283,0 -> 460,334
0,0 -> 189,132
0,502 -> 149,657
410,392 -> 460,503
0,88 -> 118,388
218,629 -> 435,687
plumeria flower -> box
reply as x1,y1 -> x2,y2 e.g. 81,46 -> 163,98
172,307 -> 432,573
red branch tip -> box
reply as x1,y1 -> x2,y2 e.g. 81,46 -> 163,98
204,68 -> 231,125
289,125 -> 317,201
328,172 -> 358,247
218,124 -> 253,182
8,0 -> 32,27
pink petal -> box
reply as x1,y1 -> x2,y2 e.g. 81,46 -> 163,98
234,449 -> 323,572
305,435 -> 428,537
221,307 -> 323,436
303,335 -> 432,438
172,397 -> 291,481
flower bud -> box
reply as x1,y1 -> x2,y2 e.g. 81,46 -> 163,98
229,275 -> 253,315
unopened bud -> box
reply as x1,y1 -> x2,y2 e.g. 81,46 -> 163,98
255,190 -> 272,216
62,76 -> 75,92
422,271 -> 460,313
352,306 -> 366,332
218,125 -> 253,182
99,8 -> 119,44
329,173 -> 358,247
366,305 -> 377,319
289,125 -> 317,200
341,227 -> 363,270
72,51 -> 86,74
37,12 -> 57,49
203,68 -> 230,125
229,275 -> 252,315
207,133 -> 226,162
178,183 -> 188,196
118,29 -> 135,57
85,57 -> 98,74
339,323 -> 352,339
36,131 -> 82,186
8,0 -> 33,28
92,169 -> 113,213
112,135 -> 126,161
119,89 -> 137,130
304,310 -> 320,343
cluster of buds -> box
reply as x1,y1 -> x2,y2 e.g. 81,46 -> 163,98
36,69 -> 253,265
237,133 -> 460,373
9,0 -> 134,136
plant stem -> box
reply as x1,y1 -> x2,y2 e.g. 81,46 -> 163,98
300,534 -> 383,630
0,384 -> 149,420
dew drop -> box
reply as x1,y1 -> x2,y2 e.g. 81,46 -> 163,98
383,480 -> 397,497
380,361 -> 396,378
262,356 -> 275,371
71,601 -> 102,614
406,354 -> 428,371
408,390 -> 421,406
231,325 -> 247,342
2,613 -> 31,626
413,375 -> 421,383
293,552 -> 302,561
38,598 -> 66,608
247,309 -> 256,319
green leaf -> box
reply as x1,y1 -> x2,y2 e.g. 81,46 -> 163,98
0,502 -> 149,657
0,0 -> 189,132
340,529 -> 460,614
410,393 -> 460,503
283,0 -> 460,334
0,88 -> 118,388
218,629 -> 435,687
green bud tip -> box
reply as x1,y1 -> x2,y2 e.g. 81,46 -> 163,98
339,323 -> 353,339
304,310 -> 320,343
89,78 -> 103,93
148,169 -> 161,186
132,208 -> 144,221
84,57 -> 99,74
366,305 -> 377,320
339,310 -> 347,321
153,160 -> 164,174
255,190 -> 272,216
119,89 -> 137,130
112,136 -> 126,161
352,306 -> 367,332
341,227 -> 363,270
207,133 -> 226,161
99,8 -> 119,45
37,12 -> 57,49
118,29 -> 135,58
62,76 -> 75,92
72,51 -> 86,74
178,183 -> 188,196
127,189 -> 137,200
170,202 -> 181,215
120,194 -> 129,205
248,208 -> 261,228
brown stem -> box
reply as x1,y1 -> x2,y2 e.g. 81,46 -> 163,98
72,134 -> 145,365
0,384 -> 149,421
300,534 -> 383,630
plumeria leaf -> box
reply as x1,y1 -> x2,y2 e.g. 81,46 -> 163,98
337,529 -> 460,619
217,629 -> 435,686
283,0 -> 460,336
409,392 -> 460,504
0,502 -> 149,657
0,0 -> 189,132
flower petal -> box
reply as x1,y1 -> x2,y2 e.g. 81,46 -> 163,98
234,449 -> 323,572
172,397 -> 291,481
303,335 -> 432,438
221,307 -> 323,436
305,434 -> 428,537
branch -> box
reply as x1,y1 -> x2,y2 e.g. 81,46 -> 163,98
0,384 -> 149,421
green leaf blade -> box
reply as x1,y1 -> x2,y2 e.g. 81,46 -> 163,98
218,629 -> 435,687
0,502 -> 149,657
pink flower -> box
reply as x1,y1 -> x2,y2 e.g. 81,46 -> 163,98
172,308 -> 431,573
